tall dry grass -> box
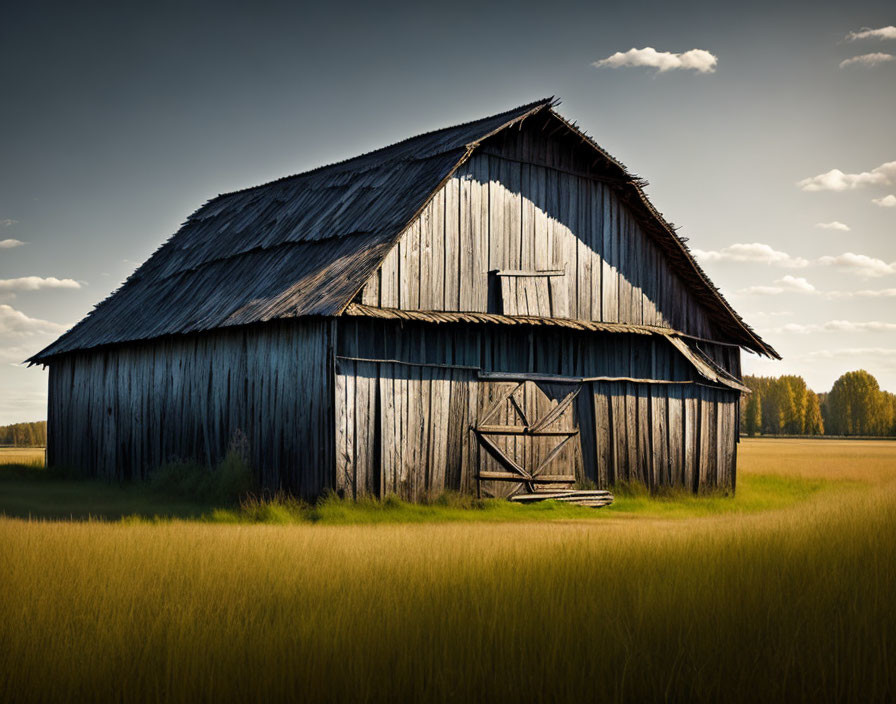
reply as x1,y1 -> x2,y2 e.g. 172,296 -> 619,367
0,439 -> 894,702
0,447 -> 44,466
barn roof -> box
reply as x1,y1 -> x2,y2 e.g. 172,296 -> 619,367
31,98 -> 778,363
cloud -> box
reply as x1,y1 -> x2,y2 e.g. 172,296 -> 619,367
777,321 -> 896,335
0,304 -> 68,339
1,219 -> 18,228
592,47 -> 718,73
692,242 -> 809,268
814,221 -> 850,231
739,275 -> 817,296
839,53 -> 895,68
873,194 -> 896,207
0,305 -> 69,365
846,26 -> 896,41
797,160 -> 896,191
0,276 -> 82,292
818,252 -> 896,278
695,243 -> 896,281
826,288 -> 896,299
0,239 -> 25,249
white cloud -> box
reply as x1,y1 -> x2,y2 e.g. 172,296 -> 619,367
592,47 -> 718,73
839,52 -> 895,68
0,239 -> 25,249
779,275 -> 816,292
818,252 -> 896,278
826,288 -> 896,299
0,304 -> 68,339
846,26 -> 896,41
797,160 -> 896,191
0,305 -> 69,365
739,275 -> 817,296
1,219 -> 18,228
777,321 -> 896,334
873,194 -> 896,207
692,242 -> 809,268
0,276 -> 82,291
814,221 -> 850,231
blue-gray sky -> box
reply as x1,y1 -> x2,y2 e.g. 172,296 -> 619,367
1,0 -> 894,423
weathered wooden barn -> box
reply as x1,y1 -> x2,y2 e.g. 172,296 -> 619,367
31,98 -> 778,499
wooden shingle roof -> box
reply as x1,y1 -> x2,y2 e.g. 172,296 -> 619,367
31,98 -> 777,362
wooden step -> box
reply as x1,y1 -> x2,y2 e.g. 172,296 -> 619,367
508,489 -> 614,508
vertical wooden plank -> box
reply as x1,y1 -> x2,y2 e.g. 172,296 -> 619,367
336,362 -> 354,497
379,367 -> 394,495
548,275 -> 569,318
459,166 -> 475,311
379,248 -> 398,309
629,213 -> 644,325
575,175 -> 591,321
652,385 -> 668,488
521,163 -> 535,270
444,175 -> 460,311
505,159 -> 522,272
684,389 -> 698,492
698,386 -> 714,489
617,205 -> 631,323
636,384 -> 651,487
610,382 -> 626,483
667,385 -> 684,487
589,181 -> 602,322
431,188 -> 446,311
473,155 -> 490,313
354,363 -> 370,496
533,164 -> 549,271
418,194 -> 434,310
601,185 -> 618,322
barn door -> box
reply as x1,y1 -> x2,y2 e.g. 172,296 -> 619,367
473,380 -> 582,498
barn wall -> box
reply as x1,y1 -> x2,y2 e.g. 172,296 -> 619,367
358,124 -> 721,341
334,319 -> 739,500
46,320 -> 333,496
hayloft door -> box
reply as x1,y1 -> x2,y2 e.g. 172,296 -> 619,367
473,379 -> 583,498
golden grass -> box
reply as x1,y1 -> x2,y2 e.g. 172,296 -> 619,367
740,438 -> 896,482
0,447 -> 44,466
0,439 -> 894,702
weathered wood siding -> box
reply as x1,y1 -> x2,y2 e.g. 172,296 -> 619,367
334,319 -> 738,500
46,320 -> 333,496
359,122 -> 720,341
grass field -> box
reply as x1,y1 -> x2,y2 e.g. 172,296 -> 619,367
1,439 -> 894,702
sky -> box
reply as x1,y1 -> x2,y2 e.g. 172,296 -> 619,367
0,0 -> 893,424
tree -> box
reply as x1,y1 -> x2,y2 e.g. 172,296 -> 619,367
0,421 -> 48,447
825,370 -> 885,436
743,391 -> 762,436
804,390 -> 824,435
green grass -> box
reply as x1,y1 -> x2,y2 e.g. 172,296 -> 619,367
0,461 -> 847,524
0,440 -> 859,524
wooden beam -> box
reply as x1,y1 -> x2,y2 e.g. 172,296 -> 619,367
493,269 -> 566,277
477,471 -> 576,483
476,425 -> 578,437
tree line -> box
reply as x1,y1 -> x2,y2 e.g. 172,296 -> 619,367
741,370 -> 896,437
0,421 -> 47,447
